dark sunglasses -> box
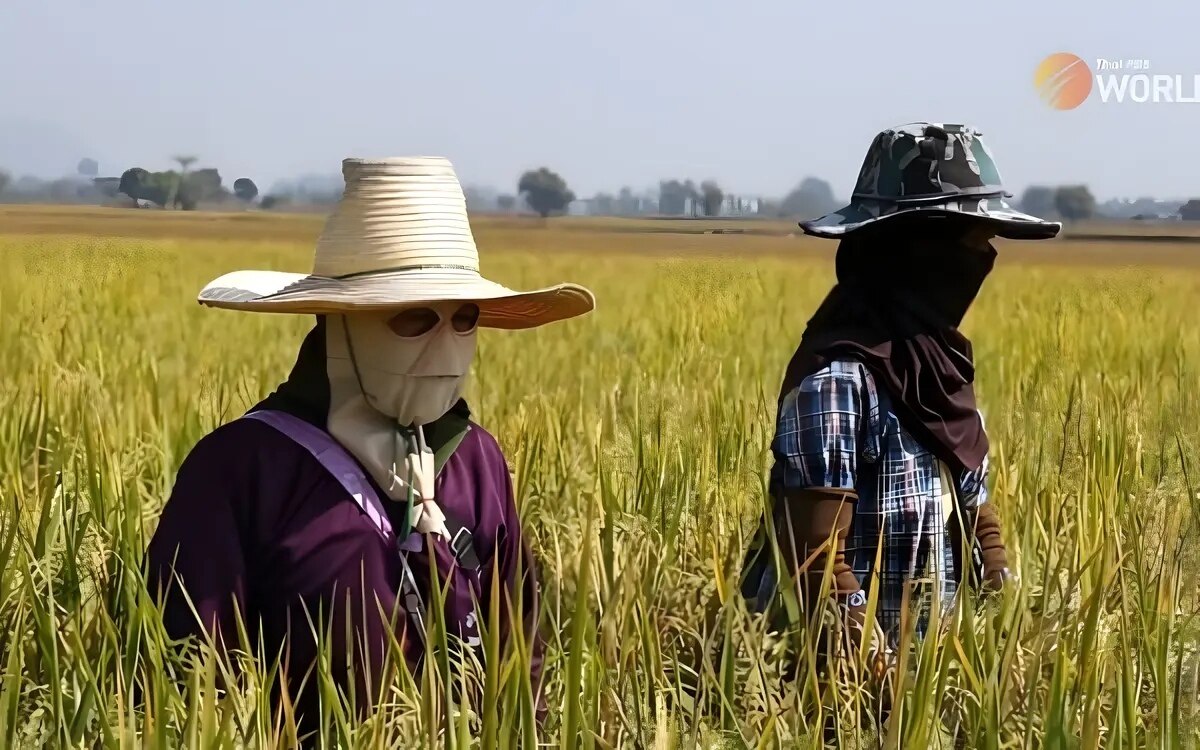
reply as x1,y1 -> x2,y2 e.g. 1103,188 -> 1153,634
387,303 -> 480,338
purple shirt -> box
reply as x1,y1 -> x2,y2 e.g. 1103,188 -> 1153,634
145,416 -> 544,728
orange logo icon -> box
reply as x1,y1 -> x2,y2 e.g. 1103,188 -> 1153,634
1034,52 -> 1092,110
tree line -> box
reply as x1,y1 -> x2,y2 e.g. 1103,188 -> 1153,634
0,157 -> 262,210
116,156 -> 259,210
478,168 -> 844,219
2,157 -> 1195,223
1018,185 -> 1097,222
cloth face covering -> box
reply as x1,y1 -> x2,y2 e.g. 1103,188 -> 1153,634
325,304 -> 477,536
331,303 -> 477,428
779,221 -> 995,474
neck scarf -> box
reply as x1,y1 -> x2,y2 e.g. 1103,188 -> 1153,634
779,223 -> 996,474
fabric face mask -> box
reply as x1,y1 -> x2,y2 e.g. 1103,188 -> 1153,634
324,303 -> 479,536
335,302 -> 479,428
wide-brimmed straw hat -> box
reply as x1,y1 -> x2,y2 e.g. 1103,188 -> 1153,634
198,157 -> 595,329
799,123 -> 1061,241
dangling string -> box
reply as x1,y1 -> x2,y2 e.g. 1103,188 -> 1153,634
390,428 -> 417,539
409,425 -> 450,540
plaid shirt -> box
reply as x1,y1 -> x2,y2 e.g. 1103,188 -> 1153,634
745,360 -> 989,640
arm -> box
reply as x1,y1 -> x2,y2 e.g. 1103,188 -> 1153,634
144,432 -> 250,655
776,487 -> 865,625
957,441 -> 1011,591
770,367 -> 872,644
974,504 -> 1010,589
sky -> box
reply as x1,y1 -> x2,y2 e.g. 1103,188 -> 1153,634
3,0 -> 1199,202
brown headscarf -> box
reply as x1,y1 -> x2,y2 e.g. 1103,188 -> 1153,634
779,216 -> 996,474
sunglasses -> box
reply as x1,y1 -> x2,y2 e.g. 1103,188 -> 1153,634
387,303 -> 480,338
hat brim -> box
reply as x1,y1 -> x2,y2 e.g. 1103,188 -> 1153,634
799,196 -> 1061,240
197,268 -> 595,330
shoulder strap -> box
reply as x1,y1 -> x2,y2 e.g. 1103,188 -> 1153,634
243,409 -> 395,540
243,409 -> 435,644
243,409 -> 481,571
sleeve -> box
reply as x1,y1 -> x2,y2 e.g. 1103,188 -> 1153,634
955,409 -> 990,510
770,365 -> 870,615
487,459 -> 548,726
771,365 -> 871,492
956,458 -> 989,509
955,410 -> 1009,584
144,432 -> 250,654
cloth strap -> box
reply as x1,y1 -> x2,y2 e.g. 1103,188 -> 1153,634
242,409 -> 482,646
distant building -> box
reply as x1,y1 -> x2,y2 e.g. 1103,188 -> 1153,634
1101,197 -> 1184,220
721,195 -> 763,216
672,194 -> 765,217
1180,199 -> 1200,221
567,199 -> 593,216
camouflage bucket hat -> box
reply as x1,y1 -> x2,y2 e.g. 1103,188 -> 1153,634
800,123 -> 1061,240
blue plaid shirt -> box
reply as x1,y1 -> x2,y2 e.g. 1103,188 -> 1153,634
749,360 -> 990,640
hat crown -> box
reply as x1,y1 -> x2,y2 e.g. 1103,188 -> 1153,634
852,123 -> 1007,205
311,156 -> 480,278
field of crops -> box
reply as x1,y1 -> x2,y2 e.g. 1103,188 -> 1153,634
1,206 -> 1199,748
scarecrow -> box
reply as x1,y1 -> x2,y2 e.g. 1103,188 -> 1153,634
741,123 -> 1060,687
146,157 -> 594,733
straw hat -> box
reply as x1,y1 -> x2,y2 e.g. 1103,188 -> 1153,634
198,157 -> 595,329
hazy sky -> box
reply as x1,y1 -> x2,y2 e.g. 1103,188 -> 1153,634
4,0 -> 1199,202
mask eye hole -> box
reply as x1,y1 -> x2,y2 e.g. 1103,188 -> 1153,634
452,303 -> 480,333
388,307 -> 440,338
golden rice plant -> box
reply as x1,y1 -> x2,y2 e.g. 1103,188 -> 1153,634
0,223 -> 1198,748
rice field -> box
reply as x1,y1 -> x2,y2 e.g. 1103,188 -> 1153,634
1,206 -> 1199,748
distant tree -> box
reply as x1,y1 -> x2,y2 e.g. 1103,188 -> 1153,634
700,181 -> 724,217
658,179 -> 699,216
1054,185 -> 1096,222
1180,199 -> 1200,221
119,167 -> 150,200
187,168 -> 223,203
0,170 -> 9,195
175,186 -> 198,210
118,167 -> 174,207
168,155 -> 197,208
779,177 -> 839,218
147,172 -> 180,206
260,194 -> 288,210
77,158 -> 99,178
496,194 -> 516,212
1019,185 -> 1058,218
517,168 -> 575,218
234,177 -> 259,203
